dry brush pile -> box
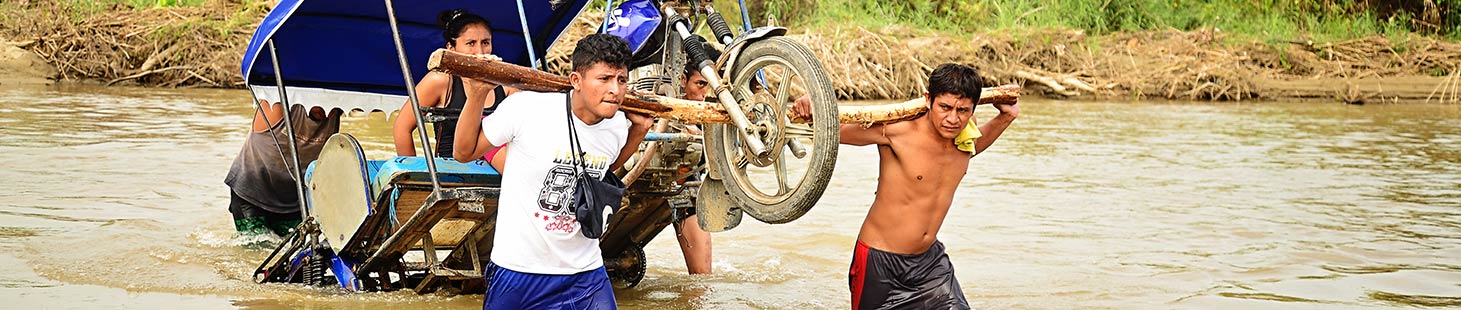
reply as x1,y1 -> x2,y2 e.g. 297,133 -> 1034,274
796,26 -> 1461,102
0,1 -> 266,87
545,14 -> 1461,102
6,1 -> 1457,102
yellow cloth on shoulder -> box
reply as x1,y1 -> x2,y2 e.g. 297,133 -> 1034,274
954,119 -> 981,153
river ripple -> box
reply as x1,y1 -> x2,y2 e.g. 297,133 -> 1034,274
0,85 -> 1457,309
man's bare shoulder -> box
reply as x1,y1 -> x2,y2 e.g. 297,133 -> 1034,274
881,116 -> 920,136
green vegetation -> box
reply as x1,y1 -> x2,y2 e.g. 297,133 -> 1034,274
53,0 -> 207,22
751,0 -> 1461,42
76,0 -> 206,10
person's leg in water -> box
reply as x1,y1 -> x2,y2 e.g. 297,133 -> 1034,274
674,211 -> 713,274
228,191 -> 299,236
260,210 -> 301,236
229,191 -> 270,235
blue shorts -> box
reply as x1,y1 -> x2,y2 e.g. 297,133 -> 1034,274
484,263 -> 617,310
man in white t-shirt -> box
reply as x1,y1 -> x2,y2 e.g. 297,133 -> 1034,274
451,34 -> 651,309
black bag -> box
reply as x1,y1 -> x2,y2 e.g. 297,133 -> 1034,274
564,91 -> 625,239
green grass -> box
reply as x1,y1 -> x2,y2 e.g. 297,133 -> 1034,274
54,0 -> 207,22
118,0 -> 206,9
754,0 -> 1460,43
61,0 -> 205,11
41,0 -> 258,39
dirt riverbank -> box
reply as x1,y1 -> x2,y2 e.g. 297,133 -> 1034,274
2,2 -> 1458,103
0,1 -> 265,88
0,40 -> 57,86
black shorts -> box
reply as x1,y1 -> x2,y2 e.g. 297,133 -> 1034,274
849,240 -> 969,310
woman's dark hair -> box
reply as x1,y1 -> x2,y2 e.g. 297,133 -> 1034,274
436,9 -> 490,47
927,63 -> 983,100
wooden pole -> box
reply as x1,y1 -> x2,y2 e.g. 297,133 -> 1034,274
829,85 -> 1022,126
428,49 -> 1022,125
429,49 -> 671,113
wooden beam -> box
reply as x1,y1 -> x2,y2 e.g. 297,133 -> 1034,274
830,85 -> 1022,126
429,49 -> 670,113
428,49 -> 570,92
428,49 -> 1022,125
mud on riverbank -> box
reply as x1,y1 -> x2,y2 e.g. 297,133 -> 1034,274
790,26 -> 1461,104
0,1 -> 266,88
3,2 -> 1459,103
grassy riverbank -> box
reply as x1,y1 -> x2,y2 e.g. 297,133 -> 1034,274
736,0 -> 1461,102
3,0 -> 1459,102
754,0 -> 1461,42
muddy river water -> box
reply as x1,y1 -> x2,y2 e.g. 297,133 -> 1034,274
0,84 -> 1458,309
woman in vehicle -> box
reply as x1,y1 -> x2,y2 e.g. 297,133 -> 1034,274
393,9 -> 515,170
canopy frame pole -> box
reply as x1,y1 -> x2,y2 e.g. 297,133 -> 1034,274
517,0 -> 541,70
267,40 -> 313,221
737,0 -> 751,31
599,0 -> 615,32
383,0 -> 443,191
243,82 -> 299,222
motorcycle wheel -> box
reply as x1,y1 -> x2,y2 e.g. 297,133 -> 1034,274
705,37 -> 838,224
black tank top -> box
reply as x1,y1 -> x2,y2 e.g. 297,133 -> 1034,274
435,75 -> 507,158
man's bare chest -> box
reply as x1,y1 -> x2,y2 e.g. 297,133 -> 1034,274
890,142 -> 969,183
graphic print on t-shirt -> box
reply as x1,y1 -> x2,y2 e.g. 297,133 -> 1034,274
536,149 -> 612,233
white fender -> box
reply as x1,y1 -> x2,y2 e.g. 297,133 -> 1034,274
715,26 -> 787,78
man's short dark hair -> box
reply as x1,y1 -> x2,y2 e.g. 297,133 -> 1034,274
572,34 -> 632,73
927,63 -> 983,101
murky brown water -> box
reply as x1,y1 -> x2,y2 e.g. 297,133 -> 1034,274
1,84 -> 1459,309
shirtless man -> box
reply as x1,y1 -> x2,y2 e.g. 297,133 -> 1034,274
795,63 -> 1019,309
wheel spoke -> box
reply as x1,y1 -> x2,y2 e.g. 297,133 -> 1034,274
774,152 -> 789,195
784,123 -> 815,138
775,68 -> 797,107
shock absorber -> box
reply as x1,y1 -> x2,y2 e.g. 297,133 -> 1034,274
302,249 -> 319,285
664,6 -> 770,157
682,33 -> 713,71
704,3 -> 809,159
665,8 -> 713,74
306,245 -> 329,286
703,5 -> 735,45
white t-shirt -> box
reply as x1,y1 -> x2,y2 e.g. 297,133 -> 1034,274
481,91 -> 629,275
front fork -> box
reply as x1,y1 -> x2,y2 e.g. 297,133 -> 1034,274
663,6 -> 769,158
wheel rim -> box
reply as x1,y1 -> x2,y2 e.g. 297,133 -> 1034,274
719,54 -> 820,205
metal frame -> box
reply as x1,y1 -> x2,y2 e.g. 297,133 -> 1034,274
265,41 -> 313,221
249,0 -> 805,293
255,0 -> 766,222
383,0 -> 444,192
517,0 -> 542,70
599,0 -> 616,32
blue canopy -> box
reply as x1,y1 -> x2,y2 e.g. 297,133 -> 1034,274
241,0 -> 591,112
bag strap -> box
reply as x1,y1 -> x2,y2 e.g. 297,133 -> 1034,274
563,90 -> 588,176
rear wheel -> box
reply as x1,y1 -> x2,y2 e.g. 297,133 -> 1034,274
705,37 -> 838,224
607,244 -> 646,288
